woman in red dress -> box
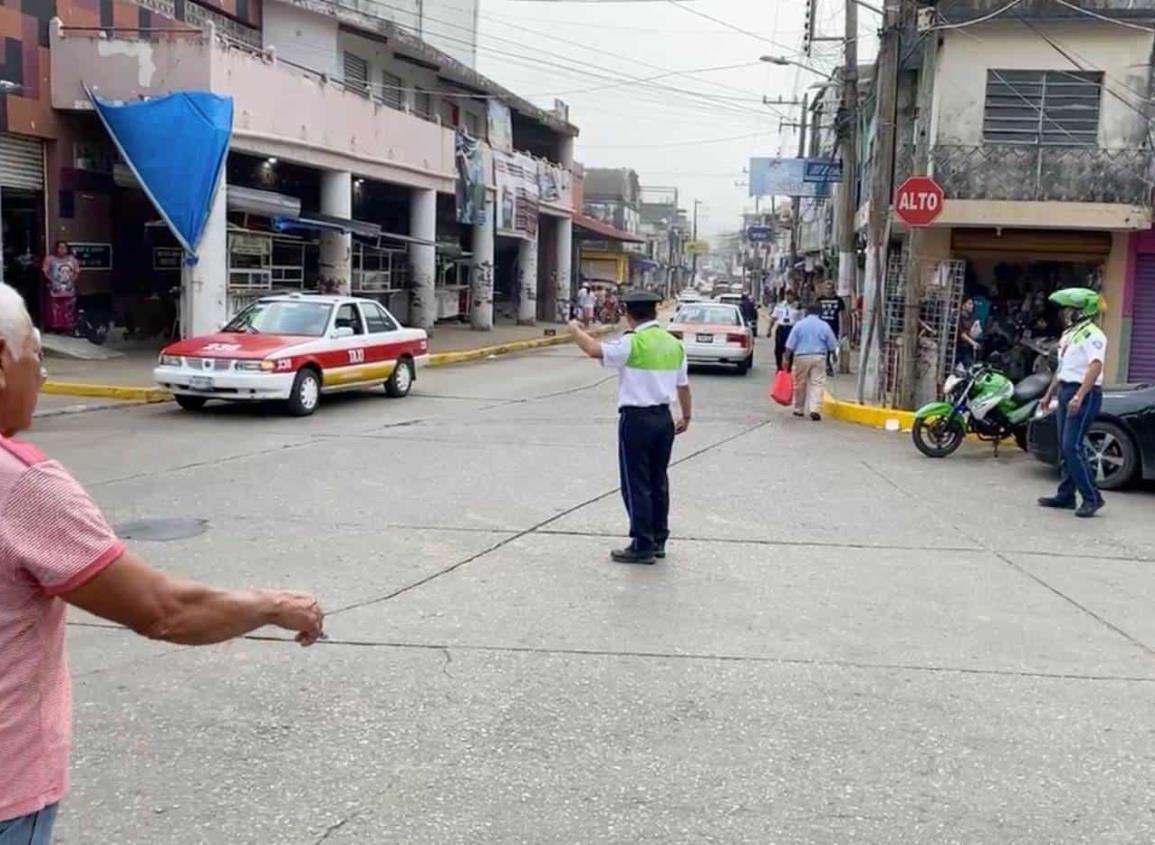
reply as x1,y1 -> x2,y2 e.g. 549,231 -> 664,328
41,241 -> 80,334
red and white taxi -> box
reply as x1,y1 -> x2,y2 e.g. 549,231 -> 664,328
668,302 -> 754,375
155,294 -> 429,416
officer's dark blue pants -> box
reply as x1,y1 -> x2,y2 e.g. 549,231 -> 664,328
1055,382 -> 1103,506
618,405 -> 676,552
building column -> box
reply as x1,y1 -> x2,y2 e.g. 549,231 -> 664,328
409,187 -> 437,331
320,170 -> 352,295
517,232 -> 538,325
469,196 -> 495,330
182,176 -> 228,337
554,216 -> 573,323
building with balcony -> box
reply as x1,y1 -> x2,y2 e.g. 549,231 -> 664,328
1,0 -> 577,343
857,0 -> 1155,388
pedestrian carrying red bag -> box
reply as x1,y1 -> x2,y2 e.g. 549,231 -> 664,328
769,368 -> 793,406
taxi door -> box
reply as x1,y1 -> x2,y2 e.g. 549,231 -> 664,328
324,302 -> 375,387
358,300 -> 405,383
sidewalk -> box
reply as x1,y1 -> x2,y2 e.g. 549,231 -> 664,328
40,319 -> 613,401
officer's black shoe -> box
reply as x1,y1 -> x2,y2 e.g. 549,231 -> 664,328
611,546 -> 656,564
1038,496 -> 1076,509
1075,498 -> 1105,519
654,543 -> 667,559
810,413 -> 822,421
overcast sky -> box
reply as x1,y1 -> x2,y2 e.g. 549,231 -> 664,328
462,0 -> 879,238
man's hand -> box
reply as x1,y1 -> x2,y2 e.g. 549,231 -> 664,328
675,416 -> 690,435
1068,392 -> 1084,416
265,590 -> 324,646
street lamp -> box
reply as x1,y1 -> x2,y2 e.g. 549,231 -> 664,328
759,55 -> 834,79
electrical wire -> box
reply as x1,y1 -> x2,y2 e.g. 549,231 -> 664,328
581,131 -> 773,149
662,0 -> 803,52
929,0 -> 1026,31
1051,0 -> 1155,35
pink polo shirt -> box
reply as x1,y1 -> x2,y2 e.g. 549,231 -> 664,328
0,437 -> 123,821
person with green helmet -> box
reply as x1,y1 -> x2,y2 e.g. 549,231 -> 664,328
1038,287 -> 1107,518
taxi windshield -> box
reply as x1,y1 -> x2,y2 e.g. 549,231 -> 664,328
224,301 -> 333,337
675,305 -> 741,326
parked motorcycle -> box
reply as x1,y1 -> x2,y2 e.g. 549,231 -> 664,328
912,354 -> 1052,458
74,305 -> 110,346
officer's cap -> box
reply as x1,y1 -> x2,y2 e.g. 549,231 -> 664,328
621,289 -> 661,305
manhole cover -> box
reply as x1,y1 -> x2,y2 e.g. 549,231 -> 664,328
113,517 -> 209,542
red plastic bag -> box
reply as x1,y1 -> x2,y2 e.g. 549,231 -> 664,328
769,369 -> 793,406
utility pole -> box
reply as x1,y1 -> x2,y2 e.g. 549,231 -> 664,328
837,0 -> 859,303
855,0 -> 901,404
691,199 -> 702,285
790,93 -> 809,283
898,0 -> 938,409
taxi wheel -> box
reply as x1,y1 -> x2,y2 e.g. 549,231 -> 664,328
174,395 -> 207,411
285,368 -> 321,417
385,357 -> 414,398
738,355 -> 753,375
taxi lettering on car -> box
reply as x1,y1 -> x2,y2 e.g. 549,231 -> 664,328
154,294 -> 429,416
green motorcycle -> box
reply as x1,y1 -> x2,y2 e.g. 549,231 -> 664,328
912,358 -> 1052,458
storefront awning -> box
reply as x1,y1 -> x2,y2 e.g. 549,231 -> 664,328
272,213 -> 381,239
87,86 -> 232,259
573,213 -> 645,244
629,255 -> 659,271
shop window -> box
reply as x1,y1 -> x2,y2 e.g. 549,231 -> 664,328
983,70 -> 1102,146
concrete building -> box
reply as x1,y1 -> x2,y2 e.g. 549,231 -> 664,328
851,0 -> 1155,400
639,186 -> 689,297
1,0 -> 576,344
578,167 -> 647,289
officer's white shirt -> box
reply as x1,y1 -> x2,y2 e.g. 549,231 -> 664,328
602,321 -> 690,408
1057,322 -> 1107,386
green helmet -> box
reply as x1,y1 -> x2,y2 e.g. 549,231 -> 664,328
1049,287 -> 1102,319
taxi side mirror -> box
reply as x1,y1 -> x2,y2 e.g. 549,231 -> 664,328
332,326 -> 355,339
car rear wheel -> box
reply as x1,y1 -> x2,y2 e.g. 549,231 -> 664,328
285,368 -> 321,417
174,395 -> 207,412
385,357 -> 414,398
738,355 -> 752,375
1084,420 -> 1138,490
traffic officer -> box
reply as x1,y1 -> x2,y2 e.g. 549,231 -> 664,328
569,290 -> 692,564
1038,287 -> 1107,518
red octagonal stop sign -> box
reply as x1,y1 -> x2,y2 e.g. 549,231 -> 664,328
894,176 -> 945,227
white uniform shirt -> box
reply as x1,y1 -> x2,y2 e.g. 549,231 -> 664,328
772,302 -> 801,326
602,321 -> 690,408
577,289 -> 595,310
1057,321 -> 1107,386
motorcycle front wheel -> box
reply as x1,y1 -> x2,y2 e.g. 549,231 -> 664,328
912,415 -> 966,458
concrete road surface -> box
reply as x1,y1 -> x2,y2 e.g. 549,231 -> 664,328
24,337 -> 1155,844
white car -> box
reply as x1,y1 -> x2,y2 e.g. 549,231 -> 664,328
155,294 -> 429,416
669,302 -> 755,375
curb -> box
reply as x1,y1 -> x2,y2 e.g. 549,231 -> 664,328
40,326 -> 617,401
822,392 -> 915,430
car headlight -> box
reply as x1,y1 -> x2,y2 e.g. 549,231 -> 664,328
235,360 -> 275,372
158,354 -> 181,367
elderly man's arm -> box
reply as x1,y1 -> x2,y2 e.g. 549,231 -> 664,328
63,550 -> 323,646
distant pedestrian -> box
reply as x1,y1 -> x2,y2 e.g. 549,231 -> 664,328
785,303 -> 839,421
577,285 -> 595,325
0,284 -> 323,844
816,281 -> 846,375
738,291 -> 758,334
40,241 -> 80,335
1037,287 -> 1107,518
569,290 -> 691,564
768,289 -> 802,368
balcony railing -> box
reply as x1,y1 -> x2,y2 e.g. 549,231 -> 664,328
929,144 -> 1152,206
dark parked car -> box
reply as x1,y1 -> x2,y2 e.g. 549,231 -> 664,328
1027,383 -> 1155,490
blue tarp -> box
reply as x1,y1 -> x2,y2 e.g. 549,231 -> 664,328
88,88 -> 232,258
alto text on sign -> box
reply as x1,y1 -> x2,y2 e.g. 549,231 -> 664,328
894,176 -> 945,227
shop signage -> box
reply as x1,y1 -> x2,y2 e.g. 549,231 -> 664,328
685,240 -> 710,254
153,247 -> 183,270
494,150 -> 539,240
748,157 -> 841,198
69,242 -> 113,270
746,226 -> 773,242
894,176 -> 944,227
487,100 -> 513,154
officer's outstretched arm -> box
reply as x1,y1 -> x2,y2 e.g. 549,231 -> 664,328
568,320 -> 604,359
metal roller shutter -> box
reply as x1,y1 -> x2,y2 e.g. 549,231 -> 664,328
0,133 -> 44,191
1128,254 -> 1155,382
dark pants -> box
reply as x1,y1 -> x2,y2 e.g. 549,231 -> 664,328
774,324 -> 792,370
0,804 -> 58,845
618,405 -> 676,552
1055,382 -> 1103,506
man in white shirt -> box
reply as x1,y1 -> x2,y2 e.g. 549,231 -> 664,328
576,285 -> 595,325
768,289 -> 802,370
568,290 -> 692,564
1038,288 -> 1107,518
